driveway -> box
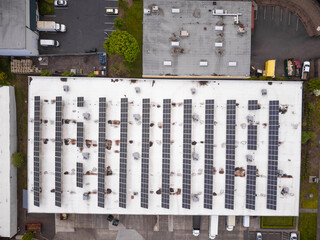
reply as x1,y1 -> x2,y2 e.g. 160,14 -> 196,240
39,0 -> 118,55
251,6 -> 320,77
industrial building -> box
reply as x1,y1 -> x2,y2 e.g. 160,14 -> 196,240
0,86 -> 17,237
143,1 -> 252,78
28,77 -> 302,217
0,0 -> 39,56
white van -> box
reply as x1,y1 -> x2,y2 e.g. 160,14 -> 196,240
209,215 -> 219,239
40,39 -> 60,47
226,216 -> 235,231
243,216 -> 250,228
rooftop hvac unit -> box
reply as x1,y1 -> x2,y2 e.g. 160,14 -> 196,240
152,5 -> 158,12
215,9 -> 224,14
192,152 -> 199,161
215,42 -> 223,47
193,195 -> 199,202
135,87 -> 140,93
247,115 -> 254,123
193,114 -> 199,121
63,85 -> 69,92
180,30 -> 189,37
200,61 -> 208,67
215,26 -> 223,31
172,8 -> 180,13
83,192 -> 90,200
83,113 -> 90,120
133,152 -> 140,160
228,61 -> 237,67
133,114 -> 140,121
144,9 -> 151,15
246,155 -> 253,162
191,88 -> 196,94
171,41 -> 180,46
163,61 -> 172,66
82,152 -> 89,160
261,89 -> 267,95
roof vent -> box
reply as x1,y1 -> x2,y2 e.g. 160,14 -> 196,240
247,115 -> 254,123
135,87 -> 140,93
163,61 -> 172,66
83,192 -> 90,200
133,152 -> 140,160
193,195 -> 199,202
180,30 -> 189,37
200,61 -> 208,67
82,152 -> 89,160
193,114 -> 199,122
144,9 -> 151,14
133,114 -> 140,121
152,5 -> 158,12
63,85 -> 69,92
83,113 -> 90,120
191,88 -> 196,95
172,8 -> 180,13
261,89 -> 267,95
171,41 -> 180,47
228,62 -> 237,67
192,152 -> 199,161
246,155 -> 253,162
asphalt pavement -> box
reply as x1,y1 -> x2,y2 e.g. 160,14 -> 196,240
39,0 -> 118,55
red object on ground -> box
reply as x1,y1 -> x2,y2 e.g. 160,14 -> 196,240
251,5 -> 255,33
294,61 -> 301,68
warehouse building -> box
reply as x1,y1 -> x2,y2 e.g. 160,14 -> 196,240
28,77 -> 302,216
143,1 -> 252,78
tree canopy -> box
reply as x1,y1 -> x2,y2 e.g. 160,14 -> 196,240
104,30 -> 140,63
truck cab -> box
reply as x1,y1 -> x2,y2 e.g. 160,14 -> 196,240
301,61 -> 310,80
209,215 -> 219,239
192,216 -> 201,236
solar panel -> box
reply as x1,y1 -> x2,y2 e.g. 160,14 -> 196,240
247,125 -> 257,150
204,99 -> 214,209
161,99 -> 171,209
77,122 -> 84,148
34,96 -> 41,207
98,98 -> 106,208
246,165 -> 257,210
141,99 -> 150,209
225,100 -> 236,210
182,99 -> 192,209
119,98 -> 128,208
77,97 -> 84,107
76,162 -> 83,188
248,100 -> 259,110
55,96 -> 62,207
267,100 -> 279,210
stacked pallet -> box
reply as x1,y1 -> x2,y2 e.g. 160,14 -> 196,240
10,59 -> 41,74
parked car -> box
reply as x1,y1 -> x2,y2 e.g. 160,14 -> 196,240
54,0 -> 68,7
290,233 -> 297,240
106,8 -> 119,15
294,60 -> 301,77
256,232 -> 262,240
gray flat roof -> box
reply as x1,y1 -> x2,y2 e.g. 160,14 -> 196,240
143,1 -> 252,77
0,0 -> 26,49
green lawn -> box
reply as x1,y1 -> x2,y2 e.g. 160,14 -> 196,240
299,213 -> 317,240
300,182 -> 318,209
261,216 -> 296,229
123,0 -> 143,77
39,0 -> 54,15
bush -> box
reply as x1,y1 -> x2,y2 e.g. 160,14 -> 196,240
62,71 -> 75,77
104,30 -> 140,63
40,70 -> 52,76
302,131 -> 317,144
88,73 -> 95,77
22,232 -> 34,240
12,152 -> 24,168
114,18 -> 126,30
307,78 -> 320,91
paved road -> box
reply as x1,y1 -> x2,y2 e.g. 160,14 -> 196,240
251,6 -> 320,77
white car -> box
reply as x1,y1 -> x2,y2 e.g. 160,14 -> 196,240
290,233 -> 297,240
106,8 -> 119,15
54,0 -> 68,7
256,232 -> 262,240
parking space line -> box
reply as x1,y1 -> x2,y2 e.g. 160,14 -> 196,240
272,6 -> 274,20
54,7 -> 68,10
288,12 -> 291,25
105,0 -> 118,1
264,6 -> 266,20
280,8 -> 282,22
104,22 -> 115,24
296,18 -> 299,31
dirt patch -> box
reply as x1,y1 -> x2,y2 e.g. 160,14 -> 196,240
107,54 -> 130,78
125,0 -> 133,8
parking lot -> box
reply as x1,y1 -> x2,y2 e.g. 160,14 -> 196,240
251,6 -> 320,77
39,0 -> 118,55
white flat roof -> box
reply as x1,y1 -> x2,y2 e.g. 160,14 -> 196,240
28,77 -> 302,216
0,86 -> 17,237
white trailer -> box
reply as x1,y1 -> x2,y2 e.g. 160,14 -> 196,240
209,216 -> 219,239
37,21 -> 66,32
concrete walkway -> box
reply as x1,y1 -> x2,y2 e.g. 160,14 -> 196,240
299,208 -> 318,213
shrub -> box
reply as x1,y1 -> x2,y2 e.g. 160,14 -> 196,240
88,73 -> 95,77
62,71 -> 75,77
22,232 -> 34,240
103,30 -> 140,63
12,152 -> 24,168
307,78 -> 320,91
40,70 -> 52,76
302,131 -> 317,144
114,18 -> 126,30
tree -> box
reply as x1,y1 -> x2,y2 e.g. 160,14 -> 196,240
22,232 -> 34,240
104,30 -> 140,63
302,131 -> 317,144
88,73 -> 95,77
114,18 -> 126,30
12,152 -> 24,168
62,71 -> 75,77
40,70 -> 52,76
308,78 -> 320,91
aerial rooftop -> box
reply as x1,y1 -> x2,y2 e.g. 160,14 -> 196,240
28,77 -> 302,216
143,1 -> 252,78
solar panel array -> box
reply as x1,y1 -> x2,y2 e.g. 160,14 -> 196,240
34,96 -> 41,207
204,99 -> 214,209
267,100 -> 279,210
98,98 -> 106,208
77,97 -> 84,107
161,99 -> 171,209
225,100 -> 236,210
119,98 -> 128,208
246,165 -> 257,210
141,99 -> 151,209
182,99 -> 192,209
247,125 -> 257,150
76,162 -> 83,188
248,100 -> 259,110
77,122 -> 84,148
55,96 -> 63,207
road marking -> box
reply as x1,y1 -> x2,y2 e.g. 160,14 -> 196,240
296,18 -> 299,31
104,22 -> 115,24
288,12 -> 291,25
280,8 -> 282,22
272,6 -> 274,20
264,6 -> 266,20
